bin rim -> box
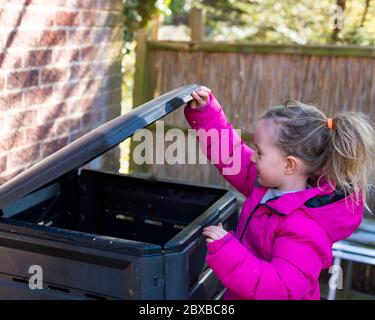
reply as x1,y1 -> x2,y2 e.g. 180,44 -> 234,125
0,84 -> 199,209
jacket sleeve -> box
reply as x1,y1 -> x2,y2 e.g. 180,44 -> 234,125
205,219 -> 324,300
184,92 -> 256,197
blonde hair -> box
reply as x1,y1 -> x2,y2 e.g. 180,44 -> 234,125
260,100 -> 375,212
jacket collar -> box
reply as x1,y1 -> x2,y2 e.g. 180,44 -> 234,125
253,176 -> 335,215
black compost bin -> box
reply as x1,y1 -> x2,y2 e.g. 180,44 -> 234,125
0,84 -> 238,300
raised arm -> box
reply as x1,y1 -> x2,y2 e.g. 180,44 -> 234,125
184,89 -> 256,197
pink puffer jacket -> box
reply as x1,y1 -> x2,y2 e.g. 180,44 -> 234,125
184,92 -> 363,300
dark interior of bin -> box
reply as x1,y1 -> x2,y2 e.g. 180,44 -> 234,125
8,169 -> 226,246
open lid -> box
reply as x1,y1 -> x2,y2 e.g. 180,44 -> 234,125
0,84 -> 199,209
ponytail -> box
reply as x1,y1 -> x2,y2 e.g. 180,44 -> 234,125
321,112 -> 375,211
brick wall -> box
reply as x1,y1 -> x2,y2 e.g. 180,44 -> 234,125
0,0 -> 123,184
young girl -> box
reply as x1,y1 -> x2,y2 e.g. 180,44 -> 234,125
184,86 -> 375,300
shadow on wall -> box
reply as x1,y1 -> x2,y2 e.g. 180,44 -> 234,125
0,0 -> 123,184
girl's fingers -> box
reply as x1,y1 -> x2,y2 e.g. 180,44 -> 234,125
203,227 -> 227,239
202,229 -> 216,237
204,225 -> 224,232
204,226 -> 223,232
189,93 -> 200,108
203,226 -> 227,238
192,91 -> 203,101
189,89 -> 210,108
192,92 -> 205,106
202,230 -> 220,241
198,86 -> 211,93
197,91 -> 208,98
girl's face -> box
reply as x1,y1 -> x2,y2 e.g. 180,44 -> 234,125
250,118 -> 288,188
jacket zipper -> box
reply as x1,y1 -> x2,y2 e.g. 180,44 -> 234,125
239,201 -> 285,242
239,204 -> 261,242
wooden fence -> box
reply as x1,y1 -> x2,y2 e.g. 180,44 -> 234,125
131,38 -> 375,196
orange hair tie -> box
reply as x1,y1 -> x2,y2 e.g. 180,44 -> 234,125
326,118 -> 334,130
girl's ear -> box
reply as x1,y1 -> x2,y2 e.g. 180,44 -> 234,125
284,156 -> 298,174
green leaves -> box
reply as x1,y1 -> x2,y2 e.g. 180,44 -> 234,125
123,0 -> 159,32
123,0 -> 164,53
121,0 -> 375,51
164,0 -> 375,45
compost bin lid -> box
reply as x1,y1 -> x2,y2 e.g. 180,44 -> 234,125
0,84 -> 199,209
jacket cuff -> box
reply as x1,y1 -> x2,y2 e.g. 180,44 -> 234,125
206,230 -> 236,254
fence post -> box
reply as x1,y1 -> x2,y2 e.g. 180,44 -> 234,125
189,8 -> 206,41
133,14 -> 160,108
149,12 -> 161,41
144,13 -> 161,103
132,28 -> 147,109
130,14 -> 161,174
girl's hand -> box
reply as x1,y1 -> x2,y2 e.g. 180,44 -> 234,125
202,222 -> 228,243
188,86 -> 211,109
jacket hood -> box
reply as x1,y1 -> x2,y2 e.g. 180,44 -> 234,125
264,175 -> 363,243
302,187 -> 363,243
